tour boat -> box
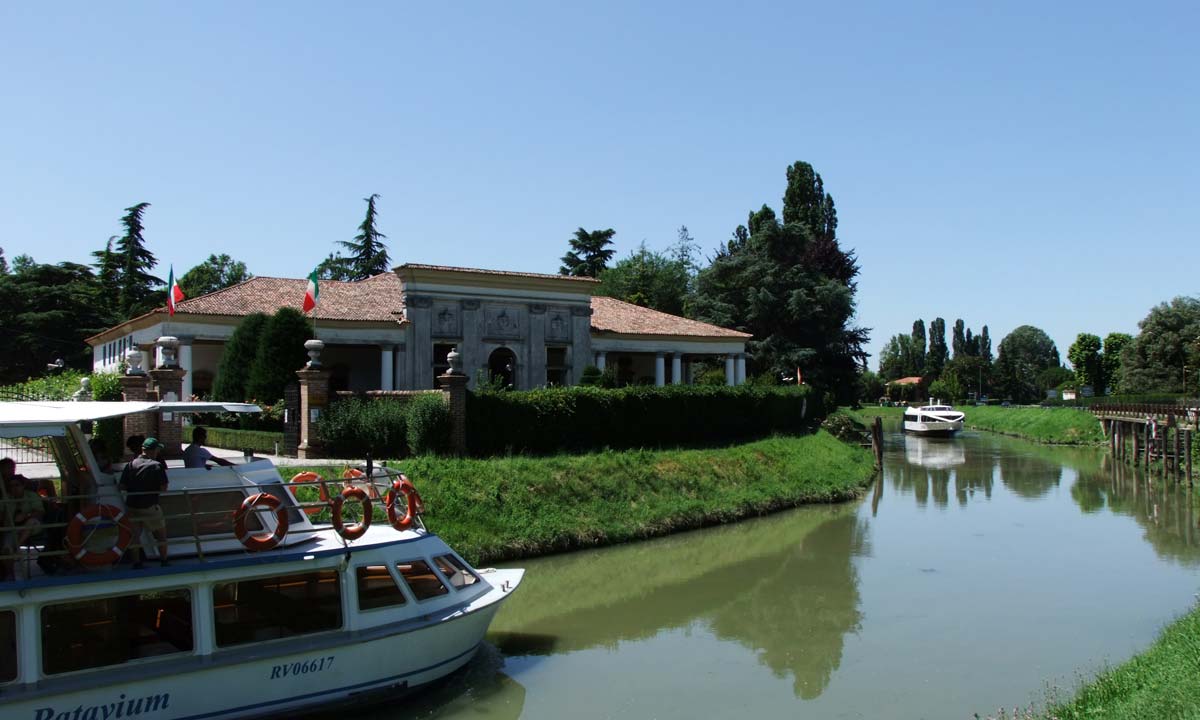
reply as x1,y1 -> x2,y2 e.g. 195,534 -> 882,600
902,401 -> 965,437
0,401 -> 523,720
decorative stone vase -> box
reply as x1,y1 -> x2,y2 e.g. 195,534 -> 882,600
157,336 -> 179,368
305,339 -> 325,368
72,376 -> 92,401
447,347 -> 464,376
125,348 -> 146,375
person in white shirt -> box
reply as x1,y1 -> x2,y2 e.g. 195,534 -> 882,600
183,427 -> 235,469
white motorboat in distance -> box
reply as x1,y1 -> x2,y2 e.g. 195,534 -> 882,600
0,400 -> 523,720
902,402 -> 965,437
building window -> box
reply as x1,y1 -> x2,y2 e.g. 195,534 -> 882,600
0,610 -> 15,682
213,570 -> 342,647
397,560 -> 449,601
546,346 -> 568,386
357,565 -> 408,611
42,589 -> 193,675
433,343 -> 456,383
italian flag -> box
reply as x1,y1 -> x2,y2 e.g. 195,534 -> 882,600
167,265 -> 185,316
302,269 -> 320,313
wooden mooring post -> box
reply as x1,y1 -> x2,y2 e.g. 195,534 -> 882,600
1187,429 -> 1194,487
871,416 -> 884,468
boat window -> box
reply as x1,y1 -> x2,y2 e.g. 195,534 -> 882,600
213,570 -> 341,647
0,610 -> 15,683
160,490 -> 262,539
433,554 -> 480,589
357,565 -> 408,610
396,560 -> 449,601
41,589 -> 193,675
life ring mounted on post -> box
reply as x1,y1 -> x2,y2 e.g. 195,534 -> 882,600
385,475 -> 424,532
233,493 -> 289,552
289,471 -> 330,516
67,504 -> 134,567
331,487 -> 373,541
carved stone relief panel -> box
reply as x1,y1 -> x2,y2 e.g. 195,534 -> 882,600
484,304 -> 523,340
432,303 -> 461,338
546,306 -> 571,341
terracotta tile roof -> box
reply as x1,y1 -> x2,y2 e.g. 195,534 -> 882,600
888,376 -> 924,385
398,263 -> 601,283
167,273 -> 405,322
589,296 -> 751,339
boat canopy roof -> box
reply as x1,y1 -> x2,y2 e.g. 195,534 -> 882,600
0,401 -> 260,438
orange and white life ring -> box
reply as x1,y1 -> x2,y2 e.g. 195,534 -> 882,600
66,504 -> 134,567
341,467 -> 382,500
385,475 -> 424,532
233,493 -> 289,552
289,471 -> 329,516
331,486 -> 373,541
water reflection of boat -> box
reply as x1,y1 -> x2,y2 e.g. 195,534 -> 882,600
902,402 -> 964,436
903,433 -> 966,469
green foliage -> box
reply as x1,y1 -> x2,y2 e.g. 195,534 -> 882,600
1118,296 -> 1200,394
316,252 -> 355,281
212,313 -> 269,401
316,397 -> 409,458
406,393 -> 451,455
178,254 -> 251,298
597,240 -> 691,316
337,193 -> 391,280
245,308 -> 312,403
579,365 -> 603,386
1038,365 -> 1075,394
878,333 -> 922,381
857,370 -> 884,402
1101,332 -> 1133,394
927,318 -> 948,378
994,325 -> 1061,403
941,355 -> 992,400
465,384 -> 821,456
820,410 -> 866,442
927,377 -> 961,402
961,405 -> 1104,444
1067,333 -> 1103,391
189,426 -> 284,455
91,237 -> 122,324
560,227 -> 616,278
910,319 -> 926,374
0,247 -> 7,275
114,202 -> 163,319
692,162 -> 867,405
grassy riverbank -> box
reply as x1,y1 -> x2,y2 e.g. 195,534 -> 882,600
845,405 -> 1105,445
295,431 -> 875,564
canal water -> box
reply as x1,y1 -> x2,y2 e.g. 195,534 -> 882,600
364,428 -> 1200,719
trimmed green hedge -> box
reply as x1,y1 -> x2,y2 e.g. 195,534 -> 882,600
466,384 -> 822,456
315,395 -> 452,458
190,426 -> 284,455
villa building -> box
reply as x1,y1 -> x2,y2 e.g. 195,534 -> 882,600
86,264 -> 751,398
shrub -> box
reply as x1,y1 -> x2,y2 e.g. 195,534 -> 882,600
316,397 -> 408,458
245,308 -> 311,404
212,313 -> 269,401
579,365 -> 603,386
190,426 -> 284,455
406,393 -> 451,455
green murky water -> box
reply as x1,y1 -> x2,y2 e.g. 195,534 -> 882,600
366,428 -> 1200,719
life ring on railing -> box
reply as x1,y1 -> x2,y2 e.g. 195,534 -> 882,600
233,493 -> 289,552
342,467 -> 382,500
385,475 -> 424,532
67,504 -> 134,567
289,471 -> 329,516
331,487 -> 373,541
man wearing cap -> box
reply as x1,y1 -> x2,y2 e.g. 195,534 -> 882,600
119,438 -> 171,568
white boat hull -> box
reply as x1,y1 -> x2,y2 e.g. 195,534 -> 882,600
903,419 -> 963,436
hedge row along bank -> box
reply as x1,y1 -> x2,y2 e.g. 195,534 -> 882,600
960,406 -> 1105,445
316,394 -> 451,458
292,431 -> 875,564
189,426 -> 285,455
466,384 -> 823,456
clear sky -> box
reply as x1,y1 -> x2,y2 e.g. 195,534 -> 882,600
2,2 -> 1197,367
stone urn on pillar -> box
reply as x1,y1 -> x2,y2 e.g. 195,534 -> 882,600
305,339 -> 325,368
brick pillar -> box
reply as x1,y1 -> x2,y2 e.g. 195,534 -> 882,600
149,368 -> 187,459
438,372 -> 468,455
297,367 -> 331,460
119,373 -> 154,458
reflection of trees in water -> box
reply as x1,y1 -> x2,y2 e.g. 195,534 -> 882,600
708,514 -> 867,699
996,450 -> 1062,499
889,441 -> 992,509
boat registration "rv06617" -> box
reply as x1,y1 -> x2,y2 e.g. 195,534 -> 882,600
270,655 -> 335,679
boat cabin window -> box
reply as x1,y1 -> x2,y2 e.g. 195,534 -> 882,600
1,610 -> 16,683
433,554 -> 479,589
41,589 -> 194,675
396,560 -> 449,601
213,570 -> 342,647
160,490 -> 262,538
356,565 -> 408,611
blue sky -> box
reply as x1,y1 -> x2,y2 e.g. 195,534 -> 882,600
2,2 -> 1197,367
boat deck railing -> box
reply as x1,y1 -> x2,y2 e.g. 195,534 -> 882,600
0,467 -> 418,570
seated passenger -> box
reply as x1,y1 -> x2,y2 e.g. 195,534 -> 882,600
4,474 -> 45,548
183,427 -> 233,470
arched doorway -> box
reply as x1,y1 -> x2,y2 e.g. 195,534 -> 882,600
487,348 -> 517,389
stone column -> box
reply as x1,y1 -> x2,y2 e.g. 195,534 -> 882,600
178,337 -> 194,400
735,354 -> 747,385
393,342 -> 407,391
725,355 -> 736,386
379,345 -> 395,391
570,305 -> 593,385
148,337 -> 186,459
671,353 -> 682,385
120,349 -> 154,457
404,294 -> 435,389
438,348 -> 467,455
594,352 -> 606,371
654,352 -> 666,387
528,304 -> 547,389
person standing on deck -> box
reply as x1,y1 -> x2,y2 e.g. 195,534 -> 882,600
120,438 -> 170,568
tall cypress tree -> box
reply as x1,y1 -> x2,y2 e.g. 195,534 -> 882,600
927,318 -> 948,379
952,319 -> 966,359
0,247 -> 8,275
114,203 -> 163,318
91,236 -> 122,324
338,194 -> 391,280
911,319 -> 926,374
980,326 -> 993,362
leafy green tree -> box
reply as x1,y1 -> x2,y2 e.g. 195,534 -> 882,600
858,370 -> 885,402
0,247 -> 7,275
91,237 -> 122,324
942,355 -> 991,400
783,161 -> 837,240
927,318 -> 948,379
952,319 -> 966,358
911,320 -> 926,374
1118,296 -> 1200,393
1067,333 -> 1103,391
0,261 -> 107,384
597,241 -> 691,315
560,228 -> 616,277
979,326 -> 993,362
114,202 -> 163,318
316,252 -> 355,281
245,308 -> 313,402
179,254 -> 251,298
692,162 -> 867,402
994,325 -> 1061,403
211,313 -> 269,401
11,254 -> 35,273
1101,332 -> 1132,394
337,193 -> 391,280
1038,365 -> 1075,393
878,334 -> 920,381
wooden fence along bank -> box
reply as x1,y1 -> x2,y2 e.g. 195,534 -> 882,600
1092,404 -> 1198,485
